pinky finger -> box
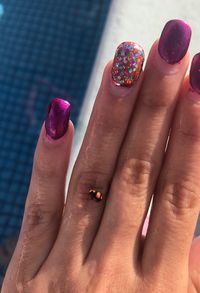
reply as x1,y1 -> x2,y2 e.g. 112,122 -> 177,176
3,98 -> 74,290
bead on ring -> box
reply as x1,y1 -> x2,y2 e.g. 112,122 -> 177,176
89,189 -> 103,202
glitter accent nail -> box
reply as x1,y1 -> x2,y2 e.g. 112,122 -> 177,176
45,98 -> 71,140
158,19 -> 191,64
111,42 -> 145,87
190,53 -> 200,94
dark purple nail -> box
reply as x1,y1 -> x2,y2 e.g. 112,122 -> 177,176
45,98 -> 71,140
190,53 -> 200,94
158,19 -> 191,64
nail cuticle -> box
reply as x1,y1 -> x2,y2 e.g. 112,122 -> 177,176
108,72 -> 134,98
187,89 -> 200,104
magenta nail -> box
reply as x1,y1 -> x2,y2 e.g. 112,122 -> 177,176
158,19 -> 191,64
45,98 -> 71,140
190,53 -> 200,94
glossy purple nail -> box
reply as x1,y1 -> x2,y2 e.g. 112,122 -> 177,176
45,98 -> 71,140
158,19 -> 191,64
190,53 -> 200,94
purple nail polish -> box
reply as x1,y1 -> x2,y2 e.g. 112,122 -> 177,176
190,53 -> 200,94
45,98 -> 71,140
158,19 -> 191,64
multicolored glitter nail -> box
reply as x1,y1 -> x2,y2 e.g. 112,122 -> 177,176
111,42 -> 145,87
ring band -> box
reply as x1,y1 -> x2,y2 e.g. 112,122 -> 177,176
89,189 -> 103,202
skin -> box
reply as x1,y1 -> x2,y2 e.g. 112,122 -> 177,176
2,39 -> 200,293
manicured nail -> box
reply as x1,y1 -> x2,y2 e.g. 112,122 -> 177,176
111,42 -> 144,87
190,53 -> 200,94
45,98 -> 71,140
158,19 -> 191,64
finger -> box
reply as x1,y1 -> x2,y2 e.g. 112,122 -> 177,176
189,236 -> 200,288
90,20 -> 191,265
5,99 -> 73,284
143,74 -> 200,278
46,42 -> 145,269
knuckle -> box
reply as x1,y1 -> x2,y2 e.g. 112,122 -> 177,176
117,158 -> 154,198
24,201 -> 59,235
140,90 -> 170,110
178,125 -> 200,143
162,180 -> 200,216
72,170 -> 110,206
33,156 -> 59,181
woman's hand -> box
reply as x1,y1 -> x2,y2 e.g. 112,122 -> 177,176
2,19 -> 200,293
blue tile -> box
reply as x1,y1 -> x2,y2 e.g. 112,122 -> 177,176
0,0 -> 111,281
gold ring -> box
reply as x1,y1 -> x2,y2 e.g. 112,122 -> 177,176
89,189 -> 103,202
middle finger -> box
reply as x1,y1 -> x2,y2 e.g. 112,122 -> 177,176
90,20 -> 191,266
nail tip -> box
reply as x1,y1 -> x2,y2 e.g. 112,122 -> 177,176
51,97 -> 71,110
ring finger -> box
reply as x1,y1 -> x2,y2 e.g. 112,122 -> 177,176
45,42 -> 145,270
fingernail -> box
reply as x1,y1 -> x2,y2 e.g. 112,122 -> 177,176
45,98 -> 71,140
158,19 -> 191,64
190,53 -> 200,94
111,42 -> 144,87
